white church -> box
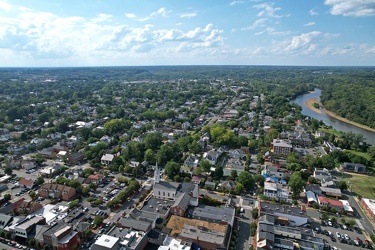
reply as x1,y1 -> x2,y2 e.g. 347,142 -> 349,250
153,164 -> 199,207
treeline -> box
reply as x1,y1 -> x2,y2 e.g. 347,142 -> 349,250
319,68 -> 375,129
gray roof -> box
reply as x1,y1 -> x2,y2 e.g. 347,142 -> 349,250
260,202 -> 307,217
35,225 -> 51,242
0,214 -> 12,229
128,208 -> 159,223
118,218 -> 150,232
154,181 -> 179,192
173,192 -> 190,209
76,222 -> 90,232
179,182 -> 195,194
187,205 -> 235,227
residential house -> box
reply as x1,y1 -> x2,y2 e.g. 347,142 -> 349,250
341,162 -> 367,173
21,161 -> 36,170
218,180 -> 235,191
261,164 -> 286,179
272,139 -> 293,156
184,156 -> 199,168
86,174 -> 104,185
191,176 -> 201,185
263,179 -> 292,203
18,178 -> 35,189
320,187 -> 342,198
304,184 -> 322,196
228,149 -> 245,159
204,181 -> 216,190
101,154 -> 114,165
203,150 -> 221,165
38,184 -> 76,201
223,158 -> 245,176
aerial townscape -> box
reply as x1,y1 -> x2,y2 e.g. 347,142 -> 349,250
0,66 -> 373,250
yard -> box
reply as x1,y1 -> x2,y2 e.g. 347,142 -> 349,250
342,172 -> 375,199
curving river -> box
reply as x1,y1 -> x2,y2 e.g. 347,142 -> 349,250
291,88 -> 375,146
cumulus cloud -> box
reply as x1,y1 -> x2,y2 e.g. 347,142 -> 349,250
125,13 -> 137,19
180,12 -> 198,18
324,0 -> 375,16
91,13 -> 112,23
253,2 -> 282,18
285,31 -> 322,51
125,7 -> 171,22
0,0 -> 11,11
304,22 -> 315,26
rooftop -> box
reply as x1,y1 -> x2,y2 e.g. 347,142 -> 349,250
95,234 -> 119,248
167,215 -> 227,236
260,202 -> 307,217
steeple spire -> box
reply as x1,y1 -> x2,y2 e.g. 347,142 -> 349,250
154,162 -> 160,184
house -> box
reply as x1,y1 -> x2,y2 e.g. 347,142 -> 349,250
261,164 -> 285,179
320,187 -> 342,198
21,161 -> 36,170
218,180 -> 235,191
306,191 -> 318,206
304,184 -> 322,196
18,178 -> 35,189
40,165 -> 63,178
223,158 -> 245,176
38,184 -> 76,201
272,139 -> 293,156
101,154 -> 114,165
180,165 -> 194,176
86,174 -> 104,185
203,150 -> 221,165
228,149 -> 244,159
317,196 -> 329,207
42,223 -> 80,250
204,181 -> 216,190
263,179 -> 292,203
184,156 -> 199,168
340,200 -> 354,216
328,200 -> 344,213
66,152 -> 85,165
13,200 -> 43,215
341,162 -> 367,173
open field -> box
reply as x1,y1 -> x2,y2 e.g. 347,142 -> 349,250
342,172 -> 375,199
345,150 -> 372,162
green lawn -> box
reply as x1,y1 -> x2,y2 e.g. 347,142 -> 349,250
342,173 -> 375,199
345,149 -> 372,161
319,127 -> 342,137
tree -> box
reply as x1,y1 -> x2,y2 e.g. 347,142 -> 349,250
322,213 -> 328,221
199,159 -> 211,172
4,167 -> 12,175
156,144 -> 174,165
348,219 -> 355,228
252,208 -> 259,219
3,194 -> 11,201
93,215 -> 104,226
29,191 -> 37,200
145,132 -> 163,150
237,171 -> 255,191
230,170 -> 238,180
164,161 -> 181,179
253,174 -> 265,186
35,176 -> 45,186
235,183 -> 244,195
340,218 -> 346,224
82,186 -> 91,195
69,199 -> 80,209
213,166 -> 223,181
288,172 -> 305,197
337,180 -> 348,191
144,149 -> 156,164
248,139 -> 257,151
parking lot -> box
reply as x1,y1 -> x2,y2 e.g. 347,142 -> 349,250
311,219 -> 371,249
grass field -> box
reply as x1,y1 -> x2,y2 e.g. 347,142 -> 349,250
342,172 -> 375,199
345,149 -> 372,161
319,127 -> 342,137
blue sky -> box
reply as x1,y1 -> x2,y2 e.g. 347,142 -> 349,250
0,0 -> 374,67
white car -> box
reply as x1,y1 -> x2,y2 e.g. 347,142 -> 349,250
336,232 -> 341,238
344,234 -> 350,240
328,221 -> 333,226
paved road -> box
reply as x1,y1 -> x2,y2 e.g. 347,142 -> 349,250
237,205 -> 253,250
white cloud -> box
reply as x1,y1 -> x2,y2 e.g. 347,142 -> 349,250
230,1 -> 245,6
285,31 -> 322,51
180,12 -> 198,18
150,7 -> 171,17
304,22 -> 315,26
309,8 -> 319,16
125,13 -> 137,19
324,0 -> 375,16
91,13 -> 112,23
253,2 -> 282,18
241,18 -> 268,30
0,0 -> 11,11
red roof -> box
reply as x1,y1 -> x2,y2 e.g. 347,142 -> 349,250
318,196 -> 328,203
192,176 -> 200,181
18,178 -> 34,187
328,200 -> 343,207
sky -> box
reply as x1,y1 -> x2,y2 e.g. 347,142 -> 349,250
0,0 -> 374,67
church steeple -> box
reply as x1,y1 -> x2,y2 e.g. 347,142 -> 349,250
154,163 -> 160,184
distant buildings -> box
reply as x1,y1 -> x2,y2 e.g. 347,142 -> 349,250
272,139 -> 293,156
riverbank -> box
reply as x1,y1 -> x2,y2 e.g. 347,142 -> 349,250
304,98 -> 322,114
305,97 -> 375,133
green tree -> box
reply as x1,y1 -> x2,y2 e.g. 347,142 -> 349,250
3,194 -> 11,201
145,132 -> 163,150
164,161 -> 181,179
144,149 -> 156,164
337,180 -> 348,191
235,183 -> 244,195
156,144 -> 174,165
253,174 -> 265,186
199,159 -> 211,172
237,171 -> 255,191
213,166 -> 223,181
230,170 -> 238,180
69,199 -> 79,209
29,191 -> 37,200
248,139 -> 257,151
4,167 -> 12,175
348,219 -> 355,228
252,208 -> 259,219
322,213 -> 328,221
82,186 -> 91,195
289,172 -> 305,197
35,176 -> 45,186
93,215 -> 104,226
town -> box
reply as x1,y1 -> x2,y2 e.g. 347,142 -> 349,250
0,66 -> 374,250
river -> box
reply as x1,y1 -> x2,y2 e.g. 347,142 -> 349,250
291,88 -> 375,146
